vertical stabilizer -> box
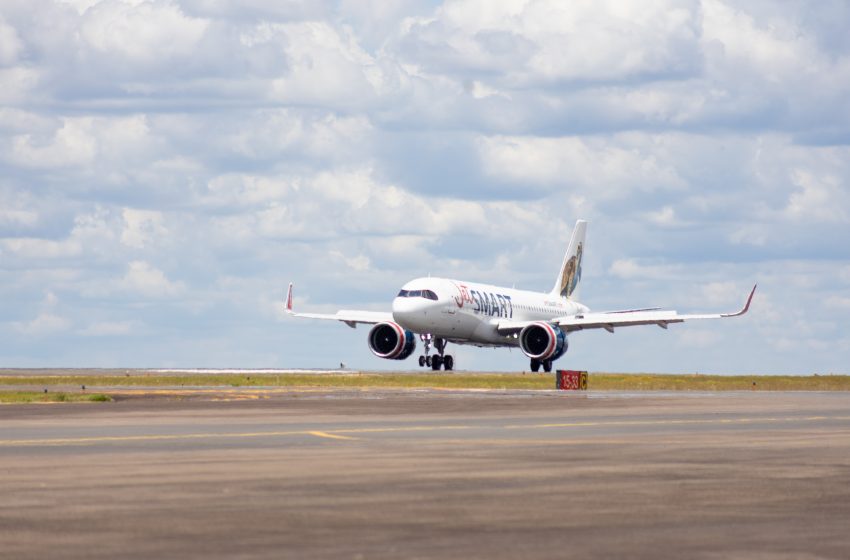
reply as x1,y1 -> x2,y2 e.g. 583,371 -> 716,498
551,220 -> 587,300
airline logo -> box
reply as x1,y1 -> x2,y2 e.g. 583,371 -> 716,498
454,283 -> 514,318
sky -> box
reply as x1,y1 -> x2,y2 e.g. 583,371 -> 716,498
1,0 -> 849,373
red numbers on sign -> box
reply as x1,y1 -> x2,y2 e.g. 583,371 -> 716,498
557,371 -> 587,391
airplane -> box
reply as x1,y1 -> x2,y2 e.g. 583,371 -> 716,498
286,220 -> 756,372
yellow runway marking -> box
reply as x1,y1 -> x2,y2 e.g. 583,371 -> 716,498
308,431 -> 358,441
1,417 -> 849,448
331,425 -> 473,435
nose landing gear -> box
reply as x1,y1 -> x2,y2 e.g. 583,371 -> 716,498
419,334 -> 454,371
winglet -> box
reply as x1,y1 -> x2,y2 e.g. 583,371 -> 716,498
285,282 -> 294,313
722,284 -> 757,318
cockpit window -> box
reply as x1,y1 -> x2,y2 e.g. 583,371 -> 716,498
396,289 -> 438,301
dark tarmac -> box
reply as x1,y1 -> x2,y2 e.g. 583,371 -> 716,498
2,389 -> 850,559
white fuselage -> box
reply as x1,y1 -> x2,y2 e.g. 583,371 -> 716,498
391,277 -> 589,347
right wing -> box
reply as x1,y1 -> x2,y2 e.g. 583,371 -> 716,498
497,284 -> 756,335
285,283 -> 393,328
554,284 -> 757,333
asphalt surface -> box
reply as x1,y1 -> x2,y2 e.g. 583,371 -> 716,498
2,389 -> 850,559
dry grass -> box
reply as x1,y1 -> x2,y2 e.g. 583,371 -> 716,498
588,373 -> 850,391
0,372 -> 848,391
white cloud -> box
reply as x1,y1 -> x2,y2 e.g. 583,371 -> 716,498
9,117 -> 98,168
0,16 -> 23,66
121,209 -> 168,249
0,67 -> 41,106
78,320 -> 136,336
699,281 -> 739,306
206,166 -> 513,244
267,21 -> 395,108
0,207 -> 121,262
13,292 -> 71,336
398,0 -> 702,85
0,108 -> 54,133
785,170 -> 848,223
825,296 -> 850,311
697,0 -> 850,136
182,0 -> 332,21
676,329 -> 722,348
1,237 -> 82,259
0,208 -> 38,227
79,1 -> 209,63
476,135 -> 686,197
645,206 -> 681,227
14,312 -> 71,336
329,250 -> 371,272
608,259 -> 678,281
122,260 -> 185,298
702,0 -> 814,83
201,173 -> 290,207
728,223 -> 769,247
55,0 -> 104,14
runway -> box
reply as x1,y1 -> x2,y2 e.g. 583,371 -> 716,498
3,390 -> 850,559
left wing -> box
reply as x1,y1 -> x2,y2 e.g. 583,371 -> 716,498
498,284 -> 757,335
285,283 -> 393,328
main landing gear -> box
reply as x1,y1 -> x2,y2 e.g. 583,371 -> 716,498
530,358 -> 553,373
417,334 -> 454,371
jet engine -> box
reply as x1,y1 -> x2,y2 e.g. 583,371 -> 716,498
368,322 -> 417,360
519,322 -> 567,361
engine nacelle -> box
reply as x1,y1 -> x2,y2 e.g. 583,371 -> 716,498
519,322 -> 567,361
368,322 -> 417,360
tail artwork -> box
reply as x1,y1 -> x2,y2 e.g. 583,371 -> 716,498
552,220 -> 587,300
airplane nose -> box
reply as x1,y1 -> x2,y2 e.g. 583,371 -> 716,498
392,296 -> 416,322
392,296 -> 429,328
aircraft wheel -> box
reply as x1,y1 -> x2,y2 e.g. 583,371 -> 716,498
418,355 -> 426,367
431,355 -> 443,371
426,356 -> 432,367
530,359 -> 540,373
443,355 -> 454,371
543,360 -> 553,373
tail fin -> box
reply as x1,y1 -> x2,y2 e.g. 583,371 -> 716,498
551,220 -> 587,300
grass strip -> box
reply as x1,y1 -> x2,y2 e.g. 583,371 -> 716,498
0,373 -> 553,390
0,373 -> 849,391
588,373 -> 850,391
0,392 -> 113,404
